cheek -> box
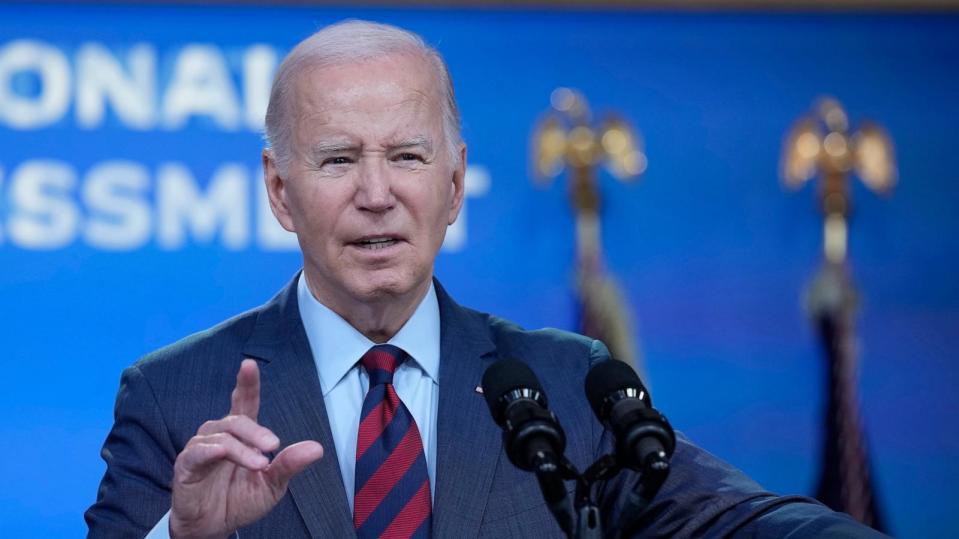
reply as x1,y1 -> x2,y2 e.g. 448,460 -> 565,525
286,203 -> 340,251
424,195 -> 452,230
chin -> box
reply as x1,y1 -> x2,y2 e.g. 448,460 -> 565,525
349,273 -> 421,302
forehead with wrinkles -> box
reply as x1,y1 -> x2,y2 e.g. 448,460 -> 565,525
290,53 -> 443,139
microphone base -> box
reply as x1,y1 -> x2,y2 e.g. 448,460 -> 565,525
575,504 -> 604,539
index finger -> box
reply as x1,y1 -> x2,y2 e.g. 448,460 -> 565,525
230,358 -> 260,420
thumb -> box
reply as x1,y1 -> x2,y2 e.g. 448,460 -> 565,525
267,440 -> 324,488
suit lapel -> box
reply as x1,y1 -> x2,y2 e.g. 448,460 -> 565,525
241,276 -> 505,537
243,277 -> 355,538
432,281 -> 502,538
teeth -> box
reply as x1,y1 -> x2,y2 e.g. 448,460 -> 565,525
357,238 -> 397,250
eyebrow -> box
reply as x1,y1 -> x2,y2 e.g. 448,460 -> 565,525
390,136 -> 433,154
310,141 -> 357,154
307,136 -> 434,157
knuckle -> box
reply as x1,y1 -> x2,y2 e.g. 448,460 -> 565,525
197,419 -> 218,434
225,414 -> 253,435
184,433 -> 206,449
204,432 -> 229,446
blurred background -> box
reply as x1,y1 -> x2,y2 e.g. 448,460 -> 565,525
1,1 -> 957,537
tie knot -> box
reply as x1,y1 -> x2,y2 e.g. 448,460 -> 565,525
360,344 -> 408,386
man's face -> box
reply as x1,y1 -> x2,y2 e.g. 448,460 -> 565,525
265,52 -> 465,313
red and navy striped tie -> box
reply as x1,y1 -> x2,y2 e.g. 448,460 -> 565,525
354,344 -> 432,539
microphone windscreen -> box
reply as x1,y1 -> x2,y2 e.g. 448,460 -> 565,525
481,359 -> 543,422
584,359 -> 644,419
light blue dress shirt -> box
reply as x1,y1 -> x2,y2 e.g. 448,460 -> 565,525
148,273 -> 440,537
296,272 -> 440,509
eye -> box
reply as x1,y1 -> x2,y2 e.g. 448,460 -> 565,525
322,156 -> 353,166
393,152 -> 424,162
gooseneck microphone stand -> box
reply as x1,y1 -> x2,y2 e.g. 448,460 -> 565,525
604,450 -> 670,539
567,445 -> 671,539
482,358 -> 675,538
533,435 -> 672,539
531,450 -> 580,538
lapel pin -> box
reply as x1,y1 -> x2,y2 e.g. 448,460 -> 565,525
474,385 -> 483,394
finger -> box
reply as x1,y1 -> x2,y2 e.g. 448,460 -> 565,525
197,415 -> 280,453
266,441 -> 324,487
176,440 -> 230,480
182,432 -> 270,473
231,358 -> 260,421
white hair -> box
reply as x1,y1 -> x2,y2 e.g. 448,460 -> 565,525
264,19 -> 462,175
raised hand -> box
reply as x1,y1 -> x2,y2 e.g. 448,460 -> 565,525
169,359 -> 324,539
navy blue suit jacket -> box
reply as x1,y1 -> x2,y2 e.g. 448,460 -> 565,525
86,276 -> 886,538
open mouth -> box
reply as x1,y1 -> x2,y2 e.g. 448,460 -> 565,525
353,237 -> 399,250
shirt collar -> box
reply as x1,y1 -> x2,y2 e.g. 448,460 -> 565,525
297,272 -> 441,396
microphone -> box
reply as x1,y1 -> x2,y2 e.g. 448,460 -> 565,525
584,359 -> 675,475
482,359 -> 575,537
586,360 -> 676,538
482,359 -> 567,472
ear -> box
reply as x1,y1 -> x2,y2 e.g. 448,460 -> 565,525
263,149 -> 296,233
447,143 -> 467,225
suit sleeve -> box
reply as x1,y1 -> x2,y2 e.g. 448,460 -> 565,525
606,436 -> 888,538
85,365 -> 177,539
585,343 -> 887,538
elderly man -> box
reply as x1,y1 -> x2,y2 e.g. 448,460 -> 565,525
86,20 -> 885,539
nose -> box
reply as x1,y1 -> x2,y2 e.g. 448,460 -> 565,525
353,155 -> 395,212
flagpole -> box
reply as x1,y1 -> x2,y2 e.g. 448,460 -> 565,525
531,88 -> 646,373
782,97 -> 895,531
